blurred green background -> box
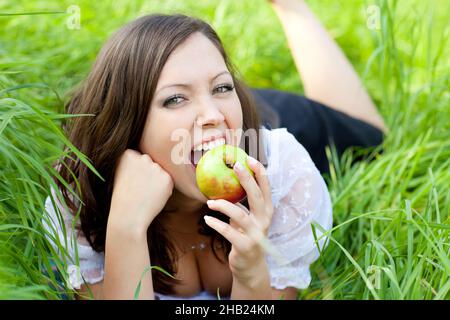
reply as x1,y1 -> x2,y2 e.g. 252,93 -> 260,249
0,0 -> 448,299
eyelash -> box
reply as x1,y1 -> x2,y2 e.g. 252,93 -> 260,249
162,84 -> 235,107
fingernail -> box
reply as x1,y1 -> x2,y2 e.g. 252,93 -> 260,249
204,215 -> 214,223
207,200 -> 215,206
247,156 -> 257,166
234,161 -> 243,171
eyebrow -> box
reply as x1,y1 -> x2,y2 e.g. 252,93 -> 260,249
155,70 -> 231,95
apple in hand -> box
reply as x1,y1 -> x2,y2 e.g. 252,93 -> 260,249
195,144 -> 255,203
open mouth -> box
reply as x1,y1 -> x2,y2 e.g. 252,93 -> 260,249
190,137 -> 227,169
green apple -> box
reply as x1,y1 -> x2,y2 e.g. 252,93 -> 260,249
195,144 -> 254,203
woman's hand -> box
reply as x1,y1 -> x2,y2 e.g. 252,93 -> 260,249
204,156 -> 274,286
108,149 -> 174,235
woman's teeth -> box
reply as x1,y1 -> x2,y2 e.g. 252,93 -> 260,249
191,137 -> 226,165
193,137 -> 226,152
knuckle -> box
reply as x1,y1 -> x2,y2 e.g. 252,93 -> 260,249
221,224 -> 231,237
254,189 -> 264,201
236,203 -> 250,215
265,204 -> 274,216
125,149 -> 138,159
252,161 -> 262,172
142,154 -> 154,164
238,209 -> 248,221
263,217 -> 272,230
259,164 -> 267,176
151,162 -> 161,171
237,216 -> 249,229
238,168 -> 248,179
243,171 -> 252,181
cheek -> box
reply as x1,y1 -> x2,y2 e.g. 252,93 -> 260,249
139,113 -> 174,161
227,99 -> 243,129
140,110 -> 192,170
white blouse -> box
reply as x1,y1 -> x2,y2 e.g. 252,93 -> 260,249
42,126 -> 333,299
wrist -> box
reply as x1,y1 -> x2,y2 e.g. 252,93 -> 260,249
232,259 -> 270,290
107,215 -> 149,242
231,268 -> 272,300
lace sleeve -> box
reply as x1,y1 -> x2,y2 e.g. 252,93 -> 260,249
263,128 -> 333,290
43,186 -> 105,290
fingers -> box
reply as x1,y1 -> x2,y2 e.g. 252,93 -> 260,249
206,199 -> 267,249
233,156 -> 273,222
203,214 -> 266,255
207,199 -> 252,233
203,215 -> 249,252
233,161 -> 266,218
234,202 -> 250,214
205,200 -> 282,262
246,156 -> 273,209
116,149 -> 154,172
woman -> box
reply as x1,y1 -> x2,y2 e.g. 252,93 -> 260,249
44,0 -> 384,300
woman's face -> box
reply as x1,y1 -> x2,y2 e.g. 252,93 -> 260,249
139,32 -> 243,202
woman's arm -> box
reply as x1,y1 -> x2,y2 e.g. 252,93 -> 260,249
75,221 -> 154,300
270,0 -> 388,132
101,219 -> 155,300
230,260 -> 272,299
93,148 -> 174,300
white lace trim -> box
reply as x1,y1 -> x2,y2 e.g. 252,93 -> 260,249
269,264 -> 312,290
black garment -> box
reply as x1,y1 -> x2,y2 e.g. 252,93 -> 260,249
251,88 -> 384,176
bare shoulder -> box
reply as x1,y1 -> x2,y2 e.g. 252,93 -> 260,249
75,281 -> 104,300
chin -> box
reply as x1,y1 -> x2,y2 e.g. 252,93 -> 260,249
178,180 -> 209,203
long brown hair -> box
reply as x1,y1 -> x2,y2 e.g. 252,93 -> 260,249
54,13 -> 269,295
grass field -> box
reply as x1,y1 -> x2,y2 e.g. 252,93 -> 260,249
0,0 -> 448,299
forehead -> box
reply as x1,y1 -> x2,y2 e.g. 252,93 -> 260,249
156,32 -> 228,85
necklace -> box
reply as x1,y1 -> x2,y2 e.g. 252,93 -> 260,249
190,241 -> 208,251
189,240 -> 224,251
165,226 -> 223,252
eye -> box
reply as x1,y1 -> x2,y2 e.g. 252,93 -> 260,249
163,94 -> 184,107
214,84 -> 235,94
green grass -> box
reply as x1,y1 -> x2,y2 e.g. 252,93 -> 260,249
0,0 -> 448,299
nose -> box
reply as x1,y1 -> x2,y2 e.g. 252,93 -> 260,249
195,98 -> 225,127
